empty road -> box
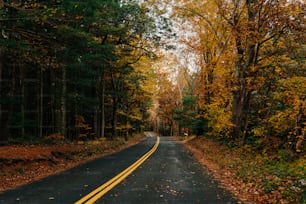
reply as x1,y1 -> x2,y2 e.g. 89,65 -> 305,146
0,134 -> 237,204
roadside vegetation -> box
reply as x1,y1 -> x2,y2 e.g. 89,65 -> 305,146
0,134 -> 145,192
180,136 -> 305,203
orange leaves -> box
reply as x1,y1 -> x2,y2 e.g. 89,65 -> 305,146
75,15 -> 84,20
75,115 -> 94,140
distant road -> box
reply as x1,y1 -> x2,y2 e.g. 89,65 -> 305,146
144,131 -> 158,137
0,134 -> 236,204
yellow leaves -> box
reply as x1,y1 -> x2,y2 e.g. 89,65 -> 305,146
75,115 -> 92,130
93,36 -> 102,43
49,8 -> 58,16
31,3 -> 40,8
206,103 -> 232,137
275,76 -> 306,106
41,48 -> 48,55
268,110 -> 296,135
292,158 -> 306,175
274,67 -> 284,75
75,15 -> 84,20
118,111 -> 142,122
42,15 -> 48,23
44,133 -> 65,141
38,14 -> 49,25
25,2 -> 41,9
252,127 -> 268,137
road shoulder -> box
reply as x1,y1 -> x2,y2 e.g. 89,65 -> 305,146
0,135 -> 145,192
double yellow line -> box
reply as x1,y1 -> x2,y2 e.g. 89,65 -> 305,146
75,136 -> 160,204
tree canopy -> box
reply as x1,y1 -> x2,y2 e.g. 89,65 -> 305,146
1,0 -> 305,154
155,0 -> 305,152
0,0 -> 160,143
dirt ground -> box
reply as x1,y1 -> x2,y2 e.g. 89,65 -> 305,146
0,136 -> 144,192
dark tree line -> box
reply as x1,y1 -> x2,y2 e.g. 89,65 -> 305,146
0,0 -> 157,143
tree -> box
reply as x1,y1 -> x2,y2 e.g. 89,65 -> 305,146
171,0 -> 305,148
214,0 -> 305,143
173,0 -> 235,138
155,72 -> 179,136
0,0 -> 158,143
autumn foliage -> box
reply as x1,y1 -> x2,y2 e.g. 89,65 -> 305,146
0,0 -> 159,142
156,0 -> 305,152
153,1 -> 305,201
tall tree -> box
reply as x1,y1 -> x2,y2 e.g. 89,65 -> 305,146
173,0 -> 305,144
0,0 -> 158,143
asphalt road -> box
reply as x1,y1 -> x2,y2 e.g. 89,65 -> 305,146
0,134 -> 237,204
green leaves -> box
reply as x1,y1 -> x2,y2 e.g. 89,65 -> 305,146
0,0 -> 157,141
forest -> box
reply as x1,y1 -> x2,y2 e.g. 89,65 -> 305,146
0,0 -> 305,202
156,0 -> 305,153
0,0 -> 162,143
1,0 -> 305,151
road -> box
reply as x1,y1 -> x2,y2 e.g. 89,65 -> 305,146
0,134 -> 237,204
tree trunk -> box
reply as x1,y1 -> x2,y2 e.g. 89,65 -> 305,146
295,100 -> 306,152
111,98 -> 117,140
50,67 -> 55,134
232,83 -> 247,139
94,108 -> 99,138
170,119 -> 173,136
20,65 -> 25,138
125,120 -> 129,141
110,72 -> 119,140
36,64 -> 43,138
60,66 -> 66,137
0,48 -> 9,144
101,74 -> 105,138
231,0 -> 257,141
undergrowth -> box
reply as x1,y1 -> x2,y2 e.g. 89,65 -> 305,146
232,148 -> 305,202
192,136 -> 306,203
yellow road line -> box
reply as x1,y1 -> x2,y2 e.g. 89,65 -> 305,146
74,136 -> 160,204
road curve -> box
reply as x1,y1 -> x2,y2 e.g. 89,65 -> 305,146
96,136 -> 236,204
0,134 -> 237,204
